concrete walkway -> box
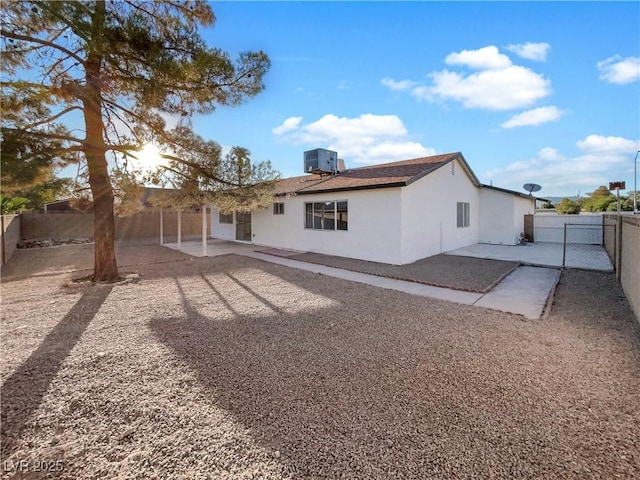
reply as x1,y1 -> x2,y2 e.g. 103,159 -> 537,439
474,266 -> 560,319
163,239 -> 559,320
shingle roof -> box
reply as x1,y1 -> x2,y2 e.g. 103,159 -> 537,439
273,174 -> 326,195
276,152 -> 476,195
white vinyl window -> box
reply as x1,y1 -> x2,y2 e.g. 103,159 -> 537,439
273,202 -> 285,215
304,201 -> 348,231
219,212 -> 233,224
457,202 -> 470,228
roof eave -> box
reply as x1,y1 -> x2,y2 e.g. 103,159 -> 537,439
295,181 -> 407,195
481,184 -> 548,202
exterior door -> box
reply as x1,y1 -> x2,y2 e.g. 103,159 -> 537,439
235,212 -> 252,241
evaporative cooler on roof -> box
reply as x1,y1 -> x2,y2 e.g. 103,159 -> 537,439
304,148 -> 338,174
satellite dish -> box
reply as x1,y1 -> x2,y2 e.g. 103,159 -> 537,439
523,183 -> 542,195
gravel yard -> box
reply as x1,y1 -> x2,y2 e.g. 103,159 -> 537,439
268,251 -> 519,293
1,245 -> 639,479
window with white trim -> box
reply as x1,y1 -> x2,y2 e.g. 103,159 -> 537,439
305,201 -> 348,231
219,212 -> 233,224
457,202 -> 470,228
273,202 -> 285,215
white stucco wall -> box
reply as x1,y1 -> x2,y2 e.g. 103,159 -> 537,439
479,188 -> 514,244
210,211 -> 236,240
400,159 -> 479,263
212,188 -> 404,264
479,188 -> 535,245
210,159 -> 529,264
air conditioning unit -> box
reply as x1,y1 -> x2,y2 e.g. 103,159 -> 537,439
304,148 -> 338,174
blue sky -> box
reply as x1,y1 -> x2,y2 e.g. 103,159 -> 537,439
185,2 -> 638,197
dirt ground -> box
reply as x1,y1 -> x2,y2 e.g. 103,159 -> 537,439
1,244 -> 639,479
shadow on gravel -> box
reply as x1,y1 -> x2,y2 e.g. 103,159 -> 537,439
0,243 -> 193,282
0,285 -> 112,457
148,259 -> 640,479
148,267 -> 533,478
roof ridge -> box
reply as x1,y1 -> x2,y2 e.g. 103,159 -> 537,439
348,152 -> 460,171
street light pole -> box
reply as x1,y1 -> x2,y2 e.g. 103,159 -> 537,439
635,150 -> 639,214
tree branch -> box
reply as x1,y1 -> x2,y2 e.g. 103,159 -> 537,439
1,126 -> 83,144
0,28 -> 86,66
158,154 -> 239,188
23,106 -> 83,129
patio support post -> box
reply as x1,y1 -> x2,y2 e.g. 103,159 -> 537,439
202,205 -> 207,257
178,209 -> 182,250
159,208 -> 164,245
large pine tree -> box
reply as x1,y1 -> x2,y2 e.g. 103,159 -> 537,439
1,1 -> 273,281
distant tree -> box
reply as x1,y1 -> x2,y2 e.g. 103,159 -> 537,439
1,1 -> 272,282
581,185 -> 616,212
608,195 -> 635,212
590,186 -> 612,198
540,201 -> 554,209
556,198 -> 581,214
0,195 -> 29,214
620,190 -> 640,212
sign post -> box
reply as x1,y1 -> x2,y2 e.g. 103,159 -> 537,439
609,181 -> 625,214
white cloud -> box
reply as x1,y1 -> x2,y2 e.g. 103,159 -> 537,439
445,46 -> 512,70
597,55 -> 640,84
272,113 -> 436,165
482,135 -> 640,196
416,65 -> 551,110
505,42 -> 551,62
576,134 -> 639,154
272,116 -> 303,135
538,147 -> 563,161
501,106 -> 566,128
383,45 -> 552,111
380,78 -> 418,91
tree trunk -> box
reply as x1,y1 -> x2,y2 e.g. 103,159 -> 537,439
87,153 -> 118,282
83,0 -> 118,283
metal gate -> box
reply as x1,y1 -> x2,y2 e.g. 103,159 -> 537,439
534,214 -> 603,243
561,223 -> 610,269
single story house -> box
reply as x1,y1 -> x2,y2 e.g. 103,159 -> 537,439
210,151 -> 543,265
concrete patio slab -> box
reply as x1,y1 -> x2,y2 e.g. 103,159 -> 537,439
163,238 -> 255,257
446,242 -> 613,271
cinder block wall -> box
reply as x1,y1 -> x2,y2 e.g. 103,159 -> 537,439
1,215 -> 21,265
620,217 -> 640,324
20,211 -> 207,241
21,211 -> 93,239
603,215 -> 618,264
